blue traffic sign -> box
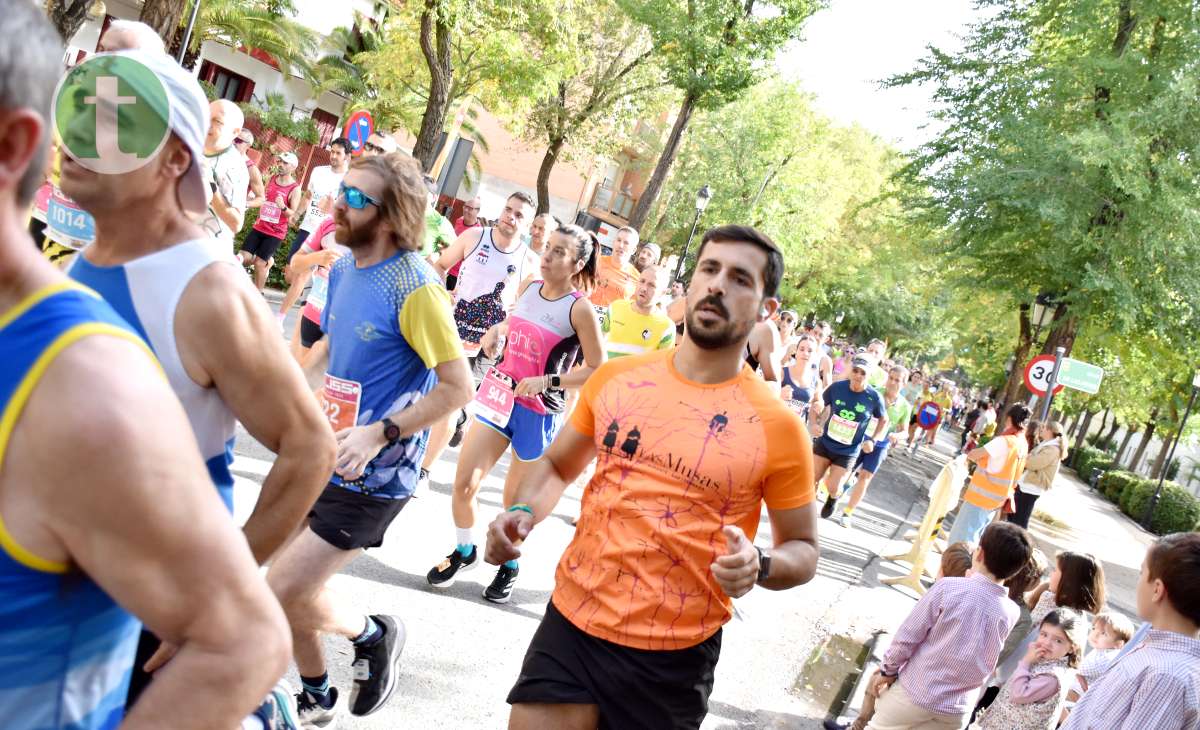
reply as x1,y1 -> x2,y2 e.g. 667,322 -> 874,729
344,110 -> 374,156
916,401 -> 942,429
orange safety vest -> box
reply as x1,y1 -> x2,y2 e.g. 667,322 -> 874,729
964,432 -> 1028,510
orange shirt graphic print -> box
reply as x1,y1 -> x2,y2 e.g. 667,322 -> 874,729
553,350 -> 813,651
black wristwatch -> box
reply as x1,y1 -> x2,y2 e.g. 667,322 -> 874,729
755,546 -> 771,585
549,374 -> 562,389
381,417 -> 401,443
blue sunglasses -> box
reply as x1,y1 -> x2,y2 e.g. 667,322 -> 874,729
338,182 -> 381,210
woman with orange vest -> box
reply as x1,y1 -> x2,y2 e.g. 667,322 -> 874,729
947,403 -> 1031,544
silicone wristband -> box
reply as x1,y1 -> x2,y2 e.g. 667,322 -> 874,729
508,503 -> 534,516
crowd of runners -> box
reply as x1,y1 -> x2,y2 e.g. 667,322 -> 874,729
1,9 -> 1198,730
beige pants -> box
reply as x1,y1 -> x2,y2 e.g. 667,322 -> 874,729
865,682 -> 966,730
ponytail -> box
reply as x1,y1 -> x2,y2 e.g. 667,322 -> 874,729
556,224 -> 599,291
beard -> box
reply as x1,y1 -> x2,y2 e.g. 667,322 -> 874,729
685,295 -> 754,350
333,212 -> 380,250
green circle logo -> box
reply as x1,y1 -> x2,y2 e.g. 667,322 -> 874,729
52,54 -> 171,175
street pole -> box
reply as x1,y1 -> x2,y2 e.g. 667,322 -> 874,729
1039,346 -> 1065,424
178,0 -> 202,64
673,207 -> 702,283
1143,382 -> 1198,529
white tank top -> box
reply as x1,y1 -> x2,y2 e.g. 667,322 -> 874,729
68,239 -> 240,509
452,227 -> 536,348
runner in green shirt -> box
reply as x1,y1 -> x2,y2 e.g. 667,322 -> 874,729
836,364 -> 913,529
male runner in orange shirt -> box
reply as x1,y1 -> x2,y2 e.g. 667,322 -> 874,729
488,225 -> 819,730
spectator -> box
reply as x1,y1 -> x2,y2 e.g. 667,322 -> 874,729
1008,421 -> 1068,529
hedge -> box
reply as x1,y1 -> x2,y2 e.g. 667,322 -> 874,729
1073,445 -> 1114,481
1099,470 -> 1140,503
1122,480 -> 1200,535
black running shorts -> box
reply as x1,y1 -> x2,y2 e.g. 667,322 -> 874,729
507,601 -> 722,730
308,484 -> 409,551
300,316 -> 324,348
242,228 -> 284,262
813,437 -> 858,469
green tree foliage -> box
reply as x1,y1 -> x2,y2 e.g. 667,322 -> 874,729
620,0 -> 822,229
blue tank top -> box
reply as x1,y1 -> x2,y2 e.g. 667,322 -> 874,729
0,283 -> 146,730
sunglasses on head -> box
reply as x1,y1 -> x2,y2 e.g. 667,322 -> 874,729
339,182 -> 381,210
234,137 -> 251,145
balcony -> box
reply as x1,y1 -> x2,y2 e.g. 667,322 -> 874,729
588,182 -> 638,222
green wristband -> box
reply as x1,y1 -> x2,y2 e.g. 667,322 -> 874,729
508,503 -> 534,516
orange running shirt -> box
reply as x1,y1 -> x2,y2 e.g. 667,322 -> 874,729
553,349 -> 814,650
587,255 -> 639,307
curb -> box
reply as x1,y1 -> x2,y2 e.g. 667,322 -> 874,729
823,630 -> 892,729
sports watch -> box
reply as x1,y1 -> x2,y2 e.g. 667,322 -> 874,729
382,417 -> 401,443
755,546 -> 771,585
549,374 -> 562,389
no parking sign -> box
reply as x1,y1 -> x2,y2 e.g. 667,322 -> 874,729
916,400 -> 943,430
343,110 -> 374,156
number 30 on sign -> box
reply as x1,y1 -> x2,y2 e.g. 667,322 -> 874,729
1024,354 -> 1064,397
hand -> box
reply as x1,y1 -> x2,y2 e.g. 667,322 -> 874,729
1024,643 -> 1047,665
862,439 -> 876,454
318,194 -> 334,214
780,385 -> 794,401
334,423 -> 388,480
274,192 -> 286,205
143,641 -> 179,673
710,525 -> 759,598
515,376 -> 548,397
486,509 -> 532,565
871,671 -> 897,698
314,248 -> 342,268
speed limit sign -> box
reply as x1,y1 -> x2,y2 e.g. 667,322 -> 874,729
1024,354 -> 1065,397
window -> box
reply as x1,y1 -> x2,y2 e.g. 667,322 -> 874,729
198,61 -> 255,103
312,109 -> 339,148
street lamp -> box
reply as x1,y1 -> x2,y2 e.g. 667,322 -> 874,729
672,184 -> 713,282
1031,292 -> 1056,345
1143,366 -> 1200,530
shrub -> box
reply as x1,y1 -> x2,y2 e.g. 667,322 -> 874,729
242,93 -> 319,146
1073,445 -> 1114,480
1122,480 -> 1200,535
1099,470 -> 1141,504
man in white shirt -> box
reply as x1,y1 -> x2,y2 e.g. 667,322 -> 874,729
199,100 -> 249,249
287,137 -> 351,264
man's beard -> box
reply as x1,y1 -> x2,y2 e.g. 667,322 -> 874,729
685,295 -> 754,350
334,213 -> 380,250
633,258 -> 647,273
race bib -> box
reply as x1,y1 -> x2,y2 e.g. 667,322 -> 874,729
827,413 -> 859,445
308,272 -> 330,312
322,374 -> 362,432
260,201 -> 282,224
470,368 -> 515,428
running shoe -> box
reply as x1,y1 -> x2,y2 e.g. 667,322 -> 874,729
483,564 -> 519,604
349,615 -> 406,716
836,511 -> 853,529
296,686 -> 339,729
820,494 -> 838,519
415,467 -> 430,497
426,546 -> 478,588
447,410 -> 468,448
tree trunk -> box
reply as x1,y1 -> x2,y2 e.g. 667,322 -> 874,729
1115,424 -> 1140,467
997,304 -> 1034,422
1150,426 -> 1177,480
139,0 -> 187,47
1071,410 -> 1098,468
627,92 -> 695,230
1101,416 -> 1120,450
649,184 -> 681,241
1040,305 -> 1078,358
1128,407 -> 1159,474
46,0 -> 93,42
412,0 -> 453,171
535,136 -> 565,216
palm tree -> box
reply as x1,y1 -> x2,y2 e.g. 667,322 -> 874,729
163,0 -> 320,75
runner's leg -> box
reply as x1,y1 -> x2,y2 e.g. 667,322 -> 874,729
278,267 -> 312,318
451,420 -> 511,530
845,470 -> 876,512
253,255 -> 271,293
509,704 -> 599,730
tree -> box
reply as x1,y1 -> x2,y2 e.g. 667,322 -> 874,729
892,0 -> 1200,387
364,0 -> 573,170
620,0 -> 821,229
523,4 -> 665,214
159,0 -> 320,73
139,0 -> 187,47
44,0 -> 93,42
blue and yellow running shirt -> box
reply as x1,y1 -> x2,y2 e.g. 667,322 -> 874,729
321,251 -> 463,499
0,283 -> 147,730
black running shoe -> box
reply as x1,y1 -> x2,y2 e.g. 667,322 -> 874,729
447,410 -> 468,448
483,564 -> 519,604
296,686 -> 339,728
349,615 -> 406,716
426,546 -> 478,588
820,494 -> 837,519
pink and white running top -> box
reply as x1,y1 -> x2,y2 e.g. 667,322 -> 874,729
301,217 -> 351,325
496,281 -> 583,415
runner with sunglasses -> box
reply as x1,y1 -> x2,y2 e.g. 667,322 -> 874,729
427,224 -> 603,603
833,364 -> 911,528
267,153 -> 473,724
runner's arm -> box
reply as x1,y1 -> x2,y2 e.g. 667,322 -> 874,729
667,295 -> 686,325
247,165 -> 265,202
302,337 -> 330,381
759,504 -> 820,590
516,424 -> 597,520
286,184 -> 303,219
871,414 -> 890,442
431,228 -> 481,277
178,264 -> 337,564
27,336 -> 290,730
754,322 -> 783,384
210,185 -> 244,235
555,298 -> 605,389
820,355 -> 833,389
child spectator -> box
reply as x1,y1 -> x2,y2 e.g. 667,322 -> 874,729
1063,533 -> 1200,729
939,541 -> 974,579
864,522 -> 1034,729
971,549 -> 1048,721
973,608 -> 1085,729
1060,611 -> 1134,720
